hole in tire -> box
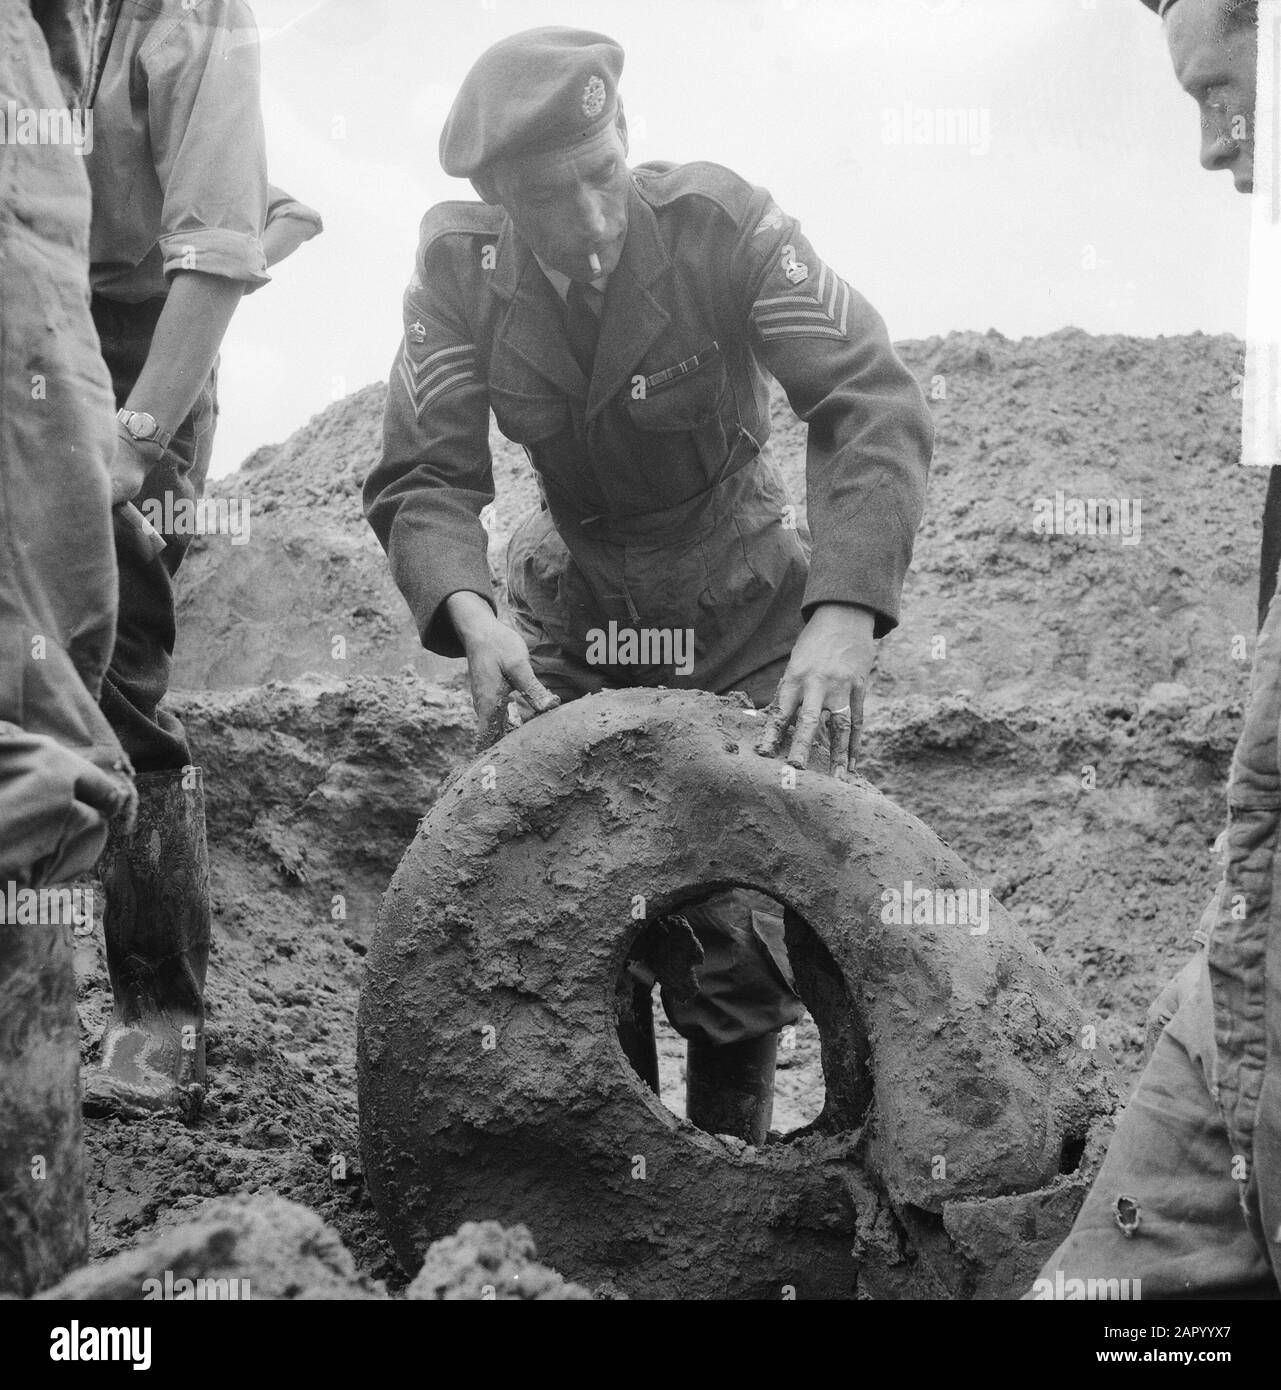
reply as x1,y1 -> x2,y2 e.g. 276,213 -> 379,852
1058,1130 -> 1087,1175
615,885 -> 873,1141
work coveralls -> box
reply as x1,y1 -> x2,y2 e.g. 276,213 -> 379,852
1260,472 -> 1281,629
1035,579 -> 1281,1299
1,0 -> 137,1300
366,159 -> 934,1045
1,0 -> 128,876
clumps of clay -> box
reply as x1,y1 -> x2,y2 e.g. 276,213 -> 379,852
407,1222 -> 592,1300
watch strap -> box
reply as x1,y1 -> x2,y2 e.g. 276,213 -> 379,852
116,408 -> 173,453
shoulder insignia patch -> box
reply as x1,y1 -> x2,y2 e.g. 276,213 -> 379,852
751,257 -> 851,344
753,204 -> 785,236
781,243 -> 809,284
398,337 -> 481,419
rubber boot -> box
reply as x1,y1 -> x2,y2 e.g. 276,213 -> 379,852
81,768 -> 210,1123
685,1032 -> 778,1145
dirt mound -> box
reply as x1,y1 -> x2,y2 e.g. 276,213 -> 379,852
885,330 -> 1253,705
38,1193 -> 585,1301
38,1194 -> 382,1300
407,1222 -> 592,1301
178,330 -> 1256,708
176,387 -> 467,689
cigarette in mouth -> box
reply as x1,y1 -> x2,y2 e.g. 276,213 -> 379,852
588,252 -> 602,277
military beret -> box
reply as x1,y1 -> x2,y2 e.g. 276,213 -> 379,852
440,27 -> 625,179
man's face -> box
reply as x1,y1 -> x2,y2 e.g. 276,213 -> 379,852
1167,0 -> 1257,193
492,125 -> 631,282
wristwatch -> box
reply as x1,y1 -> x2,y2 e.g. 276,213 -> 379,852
116,408 -> 172,453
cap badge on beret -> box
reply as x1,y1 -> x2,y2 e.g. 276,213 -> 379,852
407,320 -> 427,344
581,74 -> 607,119
439,28 -> 626,178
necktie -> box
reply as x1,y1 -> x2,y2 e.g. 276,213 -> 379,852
565,281 -> 603,378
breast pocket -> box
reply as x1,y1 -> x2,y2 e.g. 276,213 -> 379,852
626,342 -> 727,433
621,343 -> 731,501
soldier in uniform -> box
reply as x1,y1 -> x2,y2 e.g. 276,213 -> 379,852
364,27 -> 933,1143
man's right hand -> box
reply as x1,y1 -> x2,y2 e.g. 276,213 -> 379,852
445,591 -> 561,747
110,428 -> 161,506
0,723 -> 136,885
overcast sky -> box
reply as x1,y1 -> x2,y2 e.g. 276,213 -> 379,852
211,0 -> 1254,477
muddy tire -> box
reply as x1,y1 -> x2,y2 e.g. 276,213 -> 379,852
358,689 -> 1116,1299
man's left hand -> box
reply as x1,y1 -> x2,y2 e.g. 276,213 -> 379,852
754,603 -> 876,778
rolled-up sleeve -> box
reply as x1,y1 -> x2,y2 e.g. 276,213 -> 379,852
266,184 -> 325,241
143,0 -> 268,288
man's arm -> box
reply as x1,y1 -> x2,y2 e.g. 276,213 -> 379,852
263,185 -> 324,269
728,193 -> 934,771
111,271 -> 243,504
364,213 -> 558,737
110,0 -> 268,503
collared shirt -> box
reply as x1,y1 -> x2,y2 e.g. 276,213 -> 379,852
4,0 -> 128,805
534,254 -> 608,311
86,0 -> 268,302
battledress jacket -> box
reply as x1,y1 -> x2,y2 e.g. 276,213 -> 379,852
365,161 -> 934,687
